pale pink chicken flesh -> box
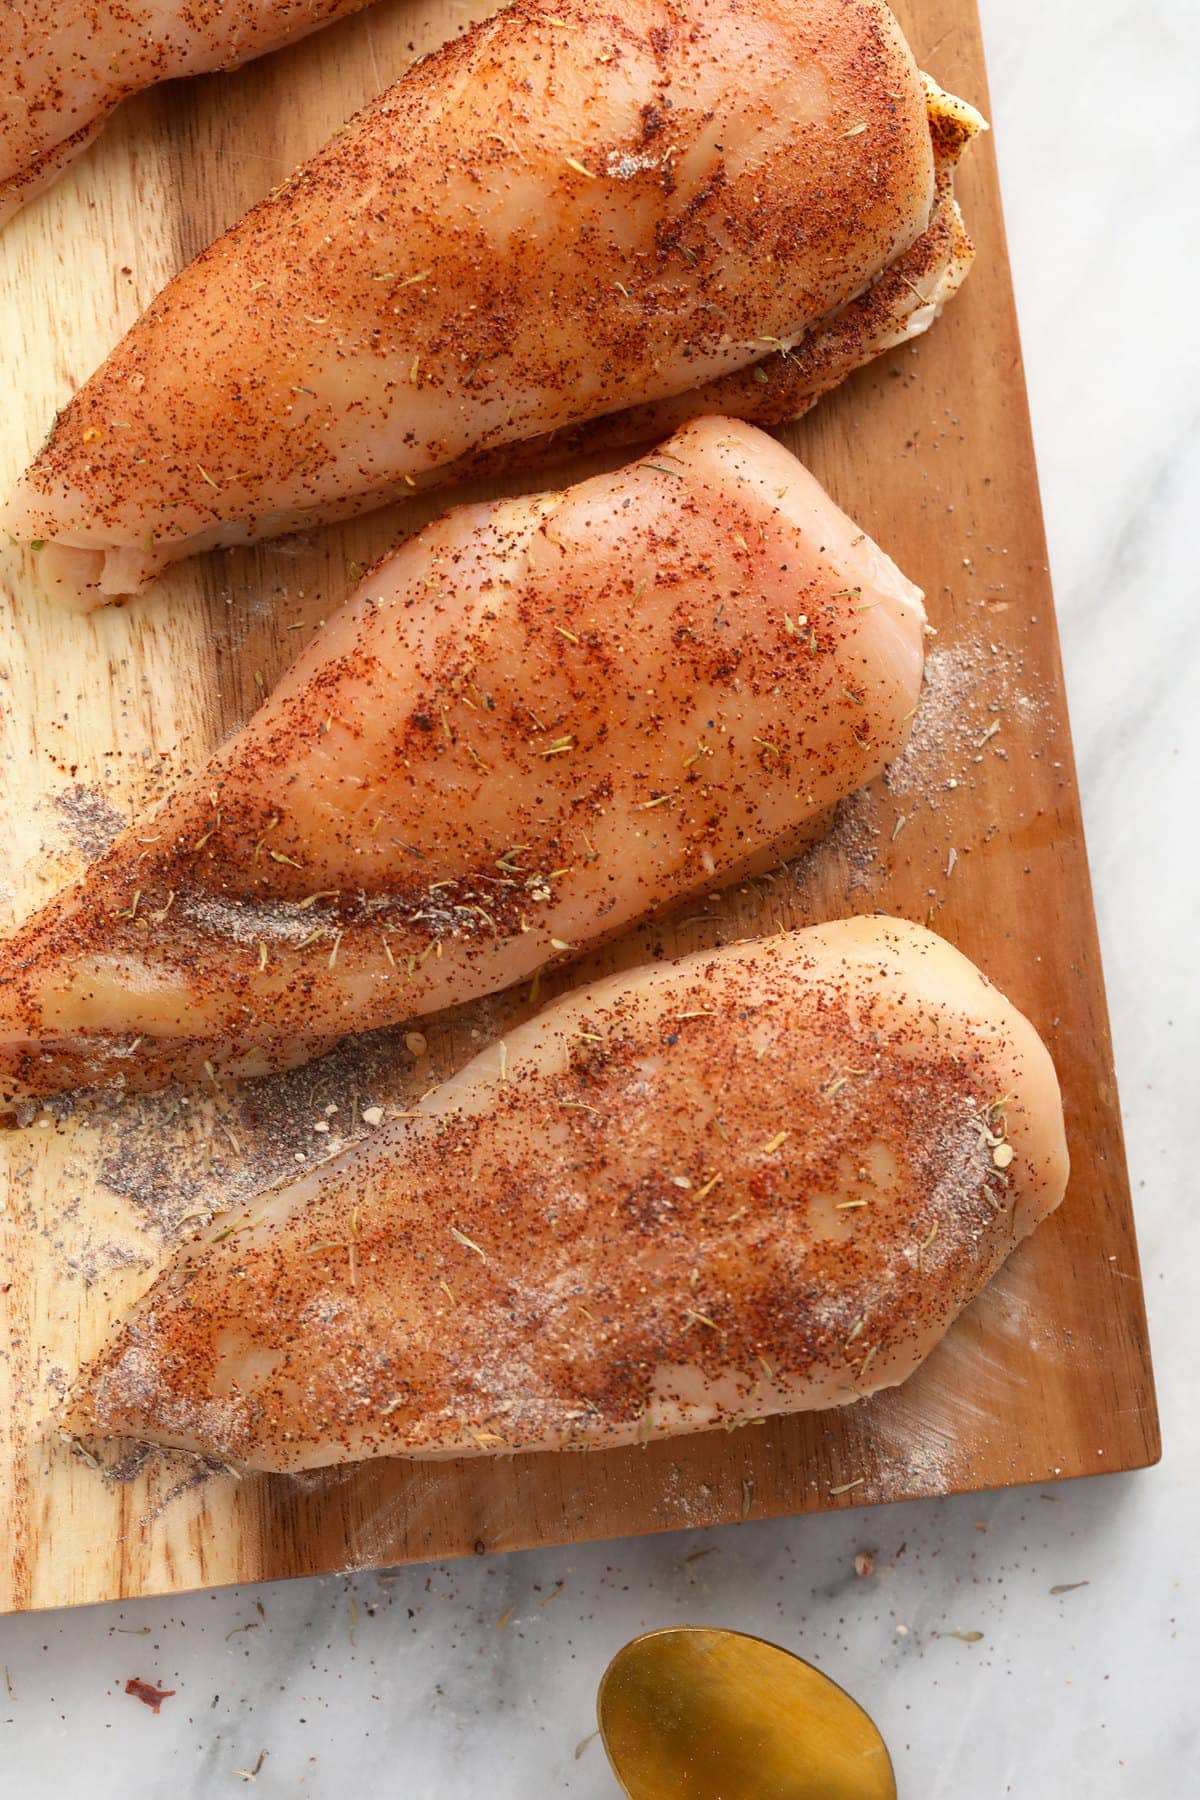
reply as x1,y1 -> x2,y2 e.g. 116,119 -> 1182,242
2,0 -> 985,605
65,918 -> 1070,1471
0,1 -> 373,226
0,417 -> 926,1105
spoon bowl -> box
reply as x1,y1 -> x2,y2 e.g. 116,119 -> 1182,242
597,1625 -> 896,1800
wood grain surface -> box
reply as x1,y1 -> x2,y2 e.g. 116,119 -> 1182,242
0,0 -> 1159,1615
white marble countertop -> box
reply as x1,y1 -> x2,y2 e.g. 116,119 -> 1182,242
2,0 -> 1196,1792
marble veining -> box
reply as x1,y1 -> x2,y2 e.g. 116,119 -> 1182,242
0,0 -> 1197,1792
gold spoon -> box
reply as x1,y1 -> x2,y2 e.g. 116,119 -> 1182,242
597,1626 -> 896,1800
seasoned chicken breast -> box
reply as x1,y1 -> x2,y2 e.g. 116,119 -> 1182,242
3,0 -> 983,605
64,918 -> 1070,1471
484,80 -> 984,481
0,418 -> 925,1106
0,1 -> 373,227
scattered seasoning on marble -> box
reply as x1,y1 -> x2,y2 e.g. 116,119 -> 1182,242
124,1676 -> 176,1712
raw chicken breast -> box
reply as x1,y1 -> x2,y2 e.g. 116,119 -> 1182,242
0,1 -> 372,227
65,918 -> 1070,1471
0,418 -> 926,1106
3,0 -> 981,605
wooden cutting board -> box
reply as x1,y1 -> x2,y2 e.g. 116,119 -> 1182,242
0,0 -> 1159,1615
